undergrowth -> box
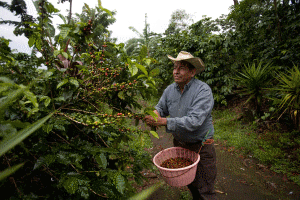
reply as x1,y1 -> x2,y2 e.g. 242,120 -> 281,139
213,108 -> 300,186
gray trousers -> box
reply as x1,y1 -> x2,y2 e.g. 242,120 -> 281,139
173,139 -> 217,200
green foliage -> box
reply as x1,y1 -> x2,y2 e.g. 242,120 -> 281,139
233,61 -> 273,116
228,0 -> 300,66
271,65 -> 300,129
0,1 -> 160,199
1,0 -> 300,196
0,75 -> 52,181
0,37 -> 14,65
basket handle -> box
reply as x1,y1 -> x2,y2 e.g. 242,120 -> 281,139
160,167 -> 194,179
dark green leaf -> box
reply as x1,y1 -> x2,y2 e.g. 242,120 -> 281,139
149,68 -> 160,77
57,79 -> 69,89
136,64 -> 148,75
118,91 -> 124,100
69,78 -> 79,88
95,153 -> 107,169
63,177 -> 78,194
24,90 -> 38,108
28,37 -> 35,47
115,173 -> 125,194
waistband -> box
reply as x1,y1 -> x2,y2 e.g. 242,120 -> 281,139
174,137 -> 214,146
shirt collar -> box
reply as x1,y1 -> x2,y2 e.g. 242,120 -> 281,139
175,78 -> 195,91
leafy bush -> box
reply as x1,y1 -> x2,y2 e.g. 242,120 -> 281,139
0,77 -> 52,181
271,65 -> 300,130
0,1 -> 161,199
233,61 -> 274,117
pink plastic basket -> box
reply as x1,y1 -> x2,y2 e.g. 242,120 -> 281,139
153,147 -> 200,187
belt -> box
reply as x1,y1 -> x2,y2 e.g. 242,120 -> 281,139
175,137 -> 214,146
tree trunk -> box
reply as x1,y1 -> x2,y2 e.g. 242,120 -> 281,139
274,0 -> 282,41
68,0 -> 72,24
233,0 -> 239,6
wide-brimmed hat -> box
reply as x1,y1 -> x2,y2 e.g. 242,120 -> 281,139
167,51 -> 205,74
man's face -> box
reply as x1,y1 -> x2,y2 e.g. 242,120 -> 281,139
173,61 -> 196,86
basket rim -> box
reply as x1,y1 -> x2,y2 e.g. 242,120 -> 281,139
153,147 -> 200,172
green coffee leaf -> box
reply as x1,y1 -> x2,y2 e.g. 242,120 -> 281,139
136,64 -> 148,75
69,78 -> 79,88
24,90 -> 38,108
144,58 -> 151,66
54,50 -> 60,57
115,173 -> 125,194
57,79 -> 69,89
150,68 -> 160,77
128,64 -> 138,76
28,36 -> 35,47
137,74 -> 147,79
118,91 -> 124,100
35,37 -> 42,50
78,186 -> 89,199
145,110 -> 157,120
95,153 -> 107,169
150,131 -> 159,139
62,52 -> 69,59
44,97 -> 51,107
60,27 -> 70,39
63,177 -> 78,194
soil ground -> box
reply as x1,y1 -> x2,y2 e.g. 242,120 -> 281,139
138,127 -> 300,200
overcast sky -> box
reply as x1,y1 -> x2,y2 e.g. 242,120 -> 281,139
0,0 -> 234,54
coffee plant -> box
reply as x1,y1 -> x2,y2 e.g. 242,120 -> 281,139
0,0 -> 160,199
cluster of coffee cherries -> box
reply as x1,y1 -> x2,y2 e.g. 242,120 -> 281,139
95,79 -> 138,93
90,112 -> 145,131
83,19 -> 93,35
90,67 -> 123,78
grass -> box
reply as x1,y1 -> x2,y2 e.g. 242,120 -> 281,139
213,108 -> 300,186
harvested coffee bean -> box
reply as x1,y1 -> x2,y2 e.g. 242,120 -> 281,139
160,157 -> 193,169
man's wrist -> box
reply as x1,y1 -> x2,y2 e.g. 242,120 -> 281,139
159,118 -> 167,126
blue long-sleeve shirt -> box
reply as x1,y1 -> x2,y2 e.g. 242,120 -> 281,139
155,78 -> 214,143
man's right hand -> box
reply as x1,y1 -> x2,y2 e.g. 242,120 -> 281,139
144,111 -> 167,127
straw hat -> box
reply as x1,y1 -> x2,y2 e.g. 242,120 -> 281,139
167,51 -> 205,74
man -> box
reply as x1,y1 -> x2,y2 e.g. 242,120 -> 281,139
145,51 -> 217,200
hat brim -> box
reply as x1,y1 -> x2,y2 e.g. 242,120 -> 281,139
167,55 -> 205,74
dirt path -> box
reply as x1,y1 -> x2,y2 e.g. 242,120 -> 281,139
142,127 -> 300,200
